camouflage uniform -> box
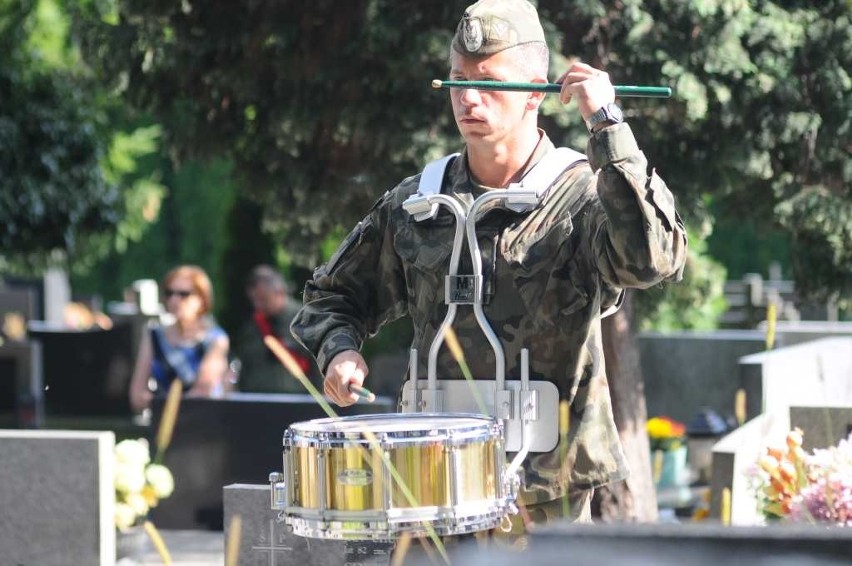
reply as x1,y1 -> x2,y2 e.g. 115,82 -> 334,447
291,124 -> 687,506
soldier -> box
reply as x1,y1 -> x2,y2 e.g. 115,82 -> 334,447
291,0 -> 687,526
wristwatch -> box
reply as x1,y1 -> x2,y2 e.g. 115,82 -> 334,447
586,103 -> 624,133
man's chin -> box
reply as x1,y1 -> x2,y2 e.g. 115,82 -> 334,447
457,124 -> 494,142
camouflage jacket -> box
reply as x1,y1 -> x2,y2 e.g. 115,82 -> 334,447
292,123 -> 687,502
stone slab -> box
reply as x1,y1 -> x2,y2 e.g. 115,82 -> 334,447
638,330 -> 765,423
0,429 -> 115,566
224,484 -> 393,566
150,394 -> 394,530
739,337 -> 852,421
709,410 -> 789,525
789,405 -> 852,450
405,522 -> 852,565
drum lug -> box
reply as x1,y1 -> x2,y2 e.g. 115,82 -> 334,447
269,472 -> 288,510
495,389 -> 513,420
519,389 -> 539,421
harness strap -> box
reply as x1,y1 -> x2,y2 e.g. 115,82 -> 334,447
415,147 -> 587,216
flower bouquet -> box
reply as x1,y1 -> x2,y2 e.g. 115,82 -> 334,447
647,416 -> 688,488
114,438 -> 175,531
647,416 -> 687,452
750,428 -> 852,526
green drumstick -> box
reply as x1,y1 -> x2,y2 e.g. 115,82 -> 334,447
348,383 -> 376,403
432,79 -> 672,98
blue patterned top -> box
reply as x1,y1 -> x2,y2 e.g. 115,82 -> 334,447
150,324 -> 227,392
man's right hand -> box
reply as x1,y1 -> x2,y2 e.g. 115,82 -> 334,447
324,350 -> 369,407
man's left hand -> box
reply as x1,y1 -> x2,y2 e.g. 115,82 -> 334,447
555,61 -> 616,123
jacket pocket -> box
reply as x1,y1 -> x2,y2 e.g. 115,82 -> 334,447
501,217 -> 591,329
393,221 -> 454,310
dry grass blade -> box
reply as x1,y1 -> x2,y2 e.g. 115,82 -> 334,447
225,514 -> 242,566
142,520 -> 172,565
263,335 -> 337,419
443,327 -> 487,415
155,378 -> 183,463
392,532 -> 413,566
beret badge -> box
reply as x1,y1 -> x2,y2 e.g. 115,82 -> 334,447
461,15 -> 484,53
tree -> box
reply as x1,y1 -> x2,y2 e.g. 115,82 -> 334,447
0,0 -> 166,277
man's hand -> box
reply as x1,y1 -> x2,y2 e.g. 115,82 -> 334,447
324,350 -> 369,407
555,61 -> 616,122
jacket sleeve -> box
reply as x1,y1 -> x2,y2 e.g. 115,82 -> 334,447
585,122 -> 688,289
289,193 -> 409,374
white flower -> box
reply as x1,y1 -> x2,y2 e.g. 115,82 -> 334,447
125,492 -> 150,518
145,464 -> 175,499
115,439 -> 151,467
114,461 -> 146,495
115,502 -> 138,531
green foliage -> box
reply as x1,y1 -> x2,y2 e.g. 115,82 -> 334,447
73,0 -> 470,266
540,0 -> 852,315
0,0 -> 166,276
635,228 -> 728,331
0,53 -> 120,271
71,157 -> 237,315
68,0 -> 852,326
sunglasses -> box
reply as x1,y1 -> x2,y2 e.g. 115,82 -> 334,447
164,288 -> 194,299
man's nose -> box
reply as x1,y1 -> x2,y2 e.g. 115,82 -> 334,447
458,87 -> 482,105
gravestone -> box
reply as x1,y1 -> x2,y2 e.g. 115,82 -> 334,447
224,484 -> 393,566
790,405 -> 852,450
0,429 -> 115,566
27,322 -> 136,417
404,522 -> 852,565
709,410 -> 790,524
638,330 -> 765,423
151,394 -> 394,530
739,337 -> 852,421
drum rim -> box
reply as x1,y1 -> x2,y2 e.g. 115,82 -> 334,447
285,412 -> 501,441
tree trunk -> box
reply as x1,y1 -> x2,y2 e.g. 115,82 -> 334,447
592,291 -> 659,522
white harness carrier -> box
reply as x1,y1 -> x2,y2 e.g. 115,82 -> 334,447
400,147 -> 594,466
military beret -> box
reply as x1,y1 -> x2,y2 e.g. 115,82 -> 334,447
451,0 -> 546,57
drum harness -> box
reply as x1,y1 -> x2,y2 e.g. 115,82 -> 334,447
399,147 -> 589,479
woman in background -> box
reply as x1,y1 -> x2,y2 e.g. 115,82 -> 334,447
129,265 -> 230,413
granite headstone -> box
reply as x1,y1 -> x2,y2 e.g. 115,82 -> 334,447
0,429 -> 115,566
224,484 -> 394,566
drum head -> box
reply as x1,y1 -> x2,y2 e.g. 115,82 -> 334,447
287,412 -> 498,442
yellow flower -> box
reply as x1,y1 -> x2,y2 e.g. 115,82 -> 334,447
142,485 -> 159,508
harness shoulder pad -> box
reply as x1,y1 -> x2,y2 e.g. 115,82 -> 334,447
417,153 -> 460,196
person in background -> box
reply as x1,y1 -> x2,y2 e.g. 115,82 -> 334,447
129,265 -> 230,413
233,265 -> 320,393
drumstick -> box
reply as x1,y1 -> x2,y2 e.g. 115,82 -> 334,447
263,335 -> 337,418
432,79 -> 672,98
348,383 -> 376,403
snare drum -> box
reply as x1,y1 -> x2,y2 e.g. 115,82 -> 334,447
269,413 -> 518,540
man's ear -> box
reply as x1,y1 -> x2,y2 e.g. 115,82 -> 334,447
526,77 -> 547,111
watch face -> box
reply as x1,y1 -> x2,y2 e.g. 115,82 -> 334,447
607,104 -> 624,122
